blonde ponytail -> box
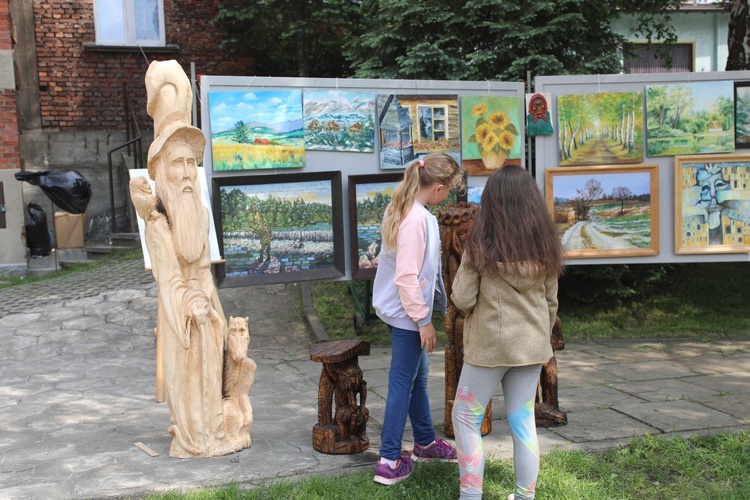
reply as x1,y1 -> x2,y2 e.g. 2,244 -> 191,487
381,152 -> 465,249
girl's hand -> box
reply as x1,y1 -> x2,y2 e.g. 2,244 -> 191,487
419,323 -> 437,353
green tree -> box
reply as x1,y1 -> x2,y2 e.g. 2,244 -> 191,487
232,120 -> 251,144
346,0 -> 683,82
212,0 -> 365,77
727,0 -> 750,70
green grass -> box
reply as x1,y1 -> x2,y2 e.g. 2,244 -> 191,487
147,432 -> 750,499
312,262 -> 750,344
0,247 -> 143,290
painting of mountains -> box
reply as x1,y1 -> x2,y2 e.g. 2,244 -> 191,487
209,90 -> 306,171
303,90 -> 376,152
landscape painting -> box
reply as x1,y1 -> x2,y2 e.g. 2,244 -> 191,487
213,172 -> 344,287
377,94 -> 461,169
675,153 -> 750,254
467,186 -> 484,204
545,164 -> 659,258
303,90 -> 376,152
646,81 -> 735,157
557,92 -> 643,166
461,95 -> 522,175
209,90 -> 305,171
735,82 -> 750,149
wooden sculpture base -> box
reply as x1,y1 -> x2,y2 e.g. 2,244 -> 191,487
310,339 -> 371,455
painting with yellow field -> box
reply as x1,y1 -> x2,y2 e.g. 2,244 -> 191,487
208,89 -> 306,171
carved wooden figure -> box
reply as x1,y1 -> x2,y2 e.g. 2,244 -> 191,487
310,339 -> 370,454
130,60 -> 255,458
223,317 -> 256,446
535,316 -> 568,427
438,202 -> 492,438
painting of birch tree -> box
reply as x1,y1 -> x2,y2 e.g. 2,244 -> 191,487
557,92 -> 643,166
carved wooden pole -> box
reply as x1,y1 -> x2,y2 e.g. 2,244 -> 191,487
438,202 -> 492,437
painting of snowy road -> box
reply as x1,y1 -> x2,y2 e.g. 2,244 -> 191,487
545,164 -> 660,258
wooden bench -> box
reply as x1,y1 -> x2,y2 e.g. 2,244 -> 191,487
310,339 -> 370,454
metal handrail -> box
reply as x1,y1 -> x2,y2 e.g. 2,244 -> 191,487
107,100 -> 143,234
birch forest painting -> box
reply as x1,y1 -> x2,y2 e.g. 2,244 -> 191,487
557,92 -> 643,166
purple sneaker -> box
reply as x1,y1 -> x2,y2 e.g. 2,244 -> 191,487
373,451 -> 413,485
411,437 -> 457,462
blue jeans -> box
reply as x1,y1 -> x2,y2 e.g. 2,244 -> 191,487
380,324 -> 436,460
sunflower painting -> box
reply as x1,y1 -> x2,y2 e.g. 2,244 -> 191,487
461,95 -> 522,175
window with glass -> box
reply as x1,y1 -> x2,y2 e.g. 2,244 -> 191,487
417,105 -> 447,141
94,0 -> 165,46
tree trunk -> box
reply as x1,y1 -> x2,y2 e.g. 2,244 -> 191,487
727,0 -> 750,70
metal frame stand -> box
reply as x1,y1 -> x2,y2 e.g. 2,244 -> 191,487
348,279 -> 378,334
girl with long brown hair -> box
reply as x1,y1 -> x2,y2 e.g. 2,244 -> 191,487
451,165 -> 564,500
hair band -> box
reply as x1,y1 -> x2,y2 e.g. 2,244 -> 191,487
419,159 -> 425,168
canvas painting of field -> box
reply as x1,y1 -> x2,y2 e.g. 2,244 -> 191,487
557,92 -> 643,166
545,164 -> 659,258
303,90 -> 376,152
646,81 -> 735,157
460,95 -> 522,175
209,90 -> 305,171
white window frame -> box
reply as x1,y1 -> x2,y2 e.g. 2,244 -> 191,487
93,0 -> 166,47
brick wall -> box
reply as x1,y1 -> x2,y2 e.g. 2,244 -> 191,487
33,0 -> 254,131
0,0 -> 20,170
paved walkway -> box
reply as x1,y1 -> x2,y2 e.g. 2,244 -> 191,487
1,257 -> 749,498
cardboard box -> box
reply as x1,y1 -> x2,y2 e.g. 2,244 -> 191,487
54,211 -> 86,248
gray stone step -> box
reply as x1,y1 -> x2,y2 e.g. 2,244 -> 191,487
85,244 -> 137,260
110,232 -> 141,248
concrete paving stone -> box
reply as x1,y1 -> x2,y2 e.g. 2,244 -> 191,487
102,289 -> 149,302
557,364 -> 628,388
84,300 -> 130,318
595,359 -> 697,381
0,312 -> 42,327
549,408 -> 658,443
679,354 -> 750,375
701,393 -> 750,420
60,315 -> 107,330
612,399 -> 742,433
609,377 -> 723,403
686,371 -> 750,395
558,385 -> 646,412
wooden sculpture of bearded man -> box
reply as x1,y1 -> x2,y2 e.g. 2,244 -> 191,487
130,60 -> 252,458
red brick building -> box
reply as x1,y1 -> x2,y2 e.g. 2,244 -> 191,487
3,0 -> 253,271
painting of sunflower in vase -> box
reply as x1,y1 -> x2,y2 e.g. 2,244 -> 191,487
461,95 -> 523,175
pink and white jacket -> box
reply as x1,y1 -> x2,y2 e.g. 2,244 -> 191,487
372,202 -> 447,331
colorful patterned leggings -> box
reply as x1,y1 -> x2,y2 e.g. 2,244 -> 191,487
452,363 -> 542,500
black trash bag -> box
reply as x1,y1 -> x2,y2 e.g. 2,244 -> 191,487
25,202 -> 52,257
14,170 -> 92,214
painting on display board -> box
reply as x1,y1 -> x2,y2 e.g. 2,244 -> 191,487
303,90 -> 376,152
467,186 -> 484,204
734,82 -> 750,149
674,153 -> 750,254
348,173 -> 462,279
208,90 -> 305,171
376,94 -> 461,170
212,171 -> 345,287
545,164 -> 659,258
557,91 -> 643,166
645,81 -> 735,157
460,95 -> 522,175
525,93 -> 554,137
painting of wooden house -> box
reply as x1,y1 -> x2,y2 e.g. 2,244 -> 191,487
308,119 -> 322,131
324,120 -> 341,131
377,94 -> 416,168
396,94 -> 460,155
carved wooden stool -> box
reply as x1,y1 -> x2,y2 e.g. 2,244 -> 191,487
310,339 -> 370,454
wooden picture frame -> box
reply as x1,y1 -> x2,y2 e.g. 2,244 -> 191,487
545,164 -> 660,259
212,171 -> 345,287
674,153 -> 750,254
735,81 -> 750,149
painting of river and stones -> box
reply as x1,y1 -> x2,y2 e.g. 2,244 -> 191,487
214,172 -> 344,287
557,91 -> 643,166
545,164 -> 660,259
348,173 -> 460,279
209,89 -> 306,171
303,90 -> 376,152
646,81 -> 735,157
